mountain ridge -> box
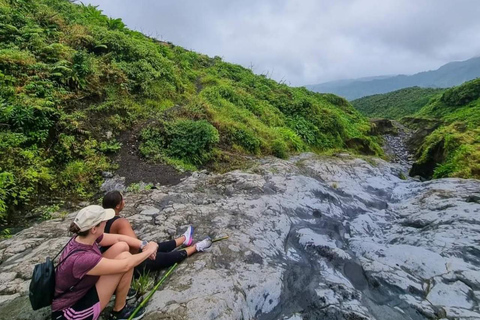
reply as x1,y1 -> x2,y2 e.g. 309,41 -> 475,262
306,56 -> 480,100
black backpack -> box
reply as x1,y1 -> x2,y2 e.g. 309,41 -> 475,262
29,238 -> 83,310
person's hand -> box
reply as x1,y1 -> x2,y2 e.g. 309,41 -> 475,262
144,241 -> 158,260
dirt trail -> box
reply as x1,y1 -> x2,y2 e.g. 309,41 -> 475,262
113,130 -> 189,187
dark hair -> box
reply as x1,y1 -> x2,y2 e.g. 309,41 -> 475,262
69,221 -> 102,237
102,190 -> 123,209
69,222 -> 89,237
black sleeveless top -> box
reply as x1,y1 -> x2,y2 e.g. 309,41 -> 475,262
100,216 -> 122,253
105,216 -> 121,234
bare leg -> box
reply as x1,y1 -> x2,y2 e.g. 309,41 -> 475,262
112,263 -> 133,311
174,236 -> 186,247
96,243 -> 134,311
102,241 -> 129,259
182,245 -> 197,256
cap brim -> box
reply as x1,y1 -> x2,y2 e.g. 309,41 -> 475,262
103,208 -> 115,221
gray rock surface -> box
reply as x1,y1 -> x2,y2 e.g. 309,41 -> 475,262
382,120 -> 414,171
0,153 -> 479,319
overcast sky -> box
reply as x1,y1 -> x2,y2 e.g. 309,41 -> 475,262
82,0 -> 480,86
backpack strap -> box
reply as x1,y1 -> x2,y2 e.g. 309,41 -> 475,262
52,237 -> 75,262
55,248 -> 84,269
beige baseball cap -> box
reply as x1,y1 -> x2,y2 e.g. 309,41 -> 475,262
73,205 -> 115,232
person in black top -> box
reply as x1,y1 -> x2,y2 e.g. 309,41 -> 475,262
102,191 -> 212,277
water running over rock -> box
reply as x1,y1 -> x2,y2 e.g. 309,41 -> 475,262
0,153 -> 479,319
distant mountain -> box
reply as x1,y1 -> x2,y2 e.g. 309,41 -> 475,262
306,56 -> 480,100
351,87 -> 445,120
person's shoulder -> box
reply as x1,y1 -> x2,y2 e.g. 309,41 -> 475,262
111,216 -> 137,238
109,216 -> 132,232
114,217 -> 131,226
71,250 -> 102,277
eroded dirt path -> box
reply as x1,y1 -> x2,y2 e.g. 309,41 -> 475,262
112,130 -> 189,187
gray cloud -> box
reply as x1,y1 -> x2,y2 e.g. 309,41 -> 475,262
81,0 -> 480,86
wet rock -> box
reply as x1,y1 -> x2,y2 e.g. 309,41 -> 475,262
0,154 -> 479,319
139,206 -> 160,216
101,171 -> 114,179
370,119 -> 398,135
427,281 -> 473,309
100,175 -> 126,193
466,194 -> 480,204
380,120 -> 415,172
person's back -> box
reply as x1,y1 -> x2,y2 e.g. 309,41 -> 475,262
52,237 -> 102,313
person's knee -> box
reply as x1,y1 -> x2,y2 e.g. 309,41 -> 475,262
115,251 -> 132,260
111,241 -> 129,253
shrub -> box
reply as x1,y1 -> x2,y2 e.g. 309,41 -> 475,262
287,116 -> 319,145
140,120 -> 219,166
272,139 -> 288,159
273,127 -> 307,152
441,79 -> 480,106
225,126 -> 261,154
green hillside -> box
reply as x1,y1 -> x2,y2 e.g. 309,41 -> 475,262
352,87 -> 445,119
0,0 -> 381,220
409,78 -> 480,179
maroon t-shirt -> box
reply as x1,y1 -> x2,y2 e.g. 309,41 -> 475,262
51,235 -> 104,311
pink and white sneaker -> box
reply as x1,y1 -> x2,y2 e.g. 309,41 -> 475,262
182,226 -> 194,246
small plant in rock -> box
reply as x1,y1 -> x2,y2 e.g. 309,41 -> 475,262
398,172 -> 407,180
126,183 -> 141,193
126,182 -> 153,193
59,210 -> 69,220
363,157 -> 378,167
33,203 -> 61,221
132,271 -> 155,296
98,140 -> 122,154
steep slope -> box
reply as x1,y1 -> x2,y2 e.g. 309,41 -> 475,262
0,0 -> 380,220
408,78 -> 480,179
351,87 -> 445,119
307,56 -> 480,100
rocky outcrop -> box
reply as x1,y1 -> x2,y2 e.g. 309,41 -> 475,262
409,138 -> 446,179
402,118 -> 442,152
0,154 -> 479,319
374,120 -> 415,171
370,119 -> 398,135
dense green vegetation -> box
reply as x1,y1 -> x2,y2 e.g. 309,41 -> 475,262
351,87 -> 445,119
0,0 -> 381,220
349,80 -> 479,180
411,78 -> 480,179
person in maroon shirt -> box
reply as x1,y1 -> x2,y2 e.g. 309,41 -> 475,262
51,205 -> 158,320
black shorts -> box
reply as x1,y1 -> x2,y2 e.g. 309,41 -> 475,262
51,286 -> 101,320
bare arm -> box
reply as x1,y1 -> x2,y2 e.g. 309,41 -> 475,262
110,218 -> 137,239
87,242 -> 157,276
98,233 -> 142,249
